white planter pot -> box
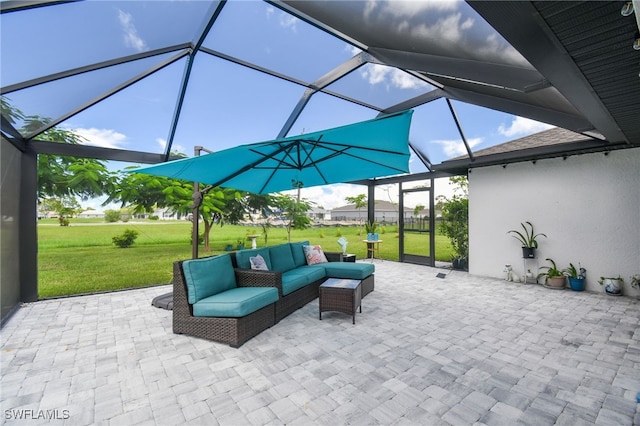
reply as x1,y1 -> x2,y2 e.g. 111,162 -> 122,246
603,278 -> 623,295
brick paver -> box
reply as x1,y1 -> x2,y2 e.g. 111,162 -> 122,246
1,261 -> 639,425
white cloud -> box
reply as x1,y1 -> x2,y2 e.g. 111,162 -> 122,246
361,64 -> 389,85
280,183 -> 369,210
433,137 -> 483,157
279,13 -> 298,31
498,117 -> 554,138
413,12 -> 473,44
361,64 -> 431,90
118,10 -> 147,52
266,6 -> 297,31
377,0 -> 459,18
73,128 -> 127,149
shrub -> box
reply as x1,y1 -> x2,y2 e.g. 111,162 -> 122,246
104,210 -> 121,223
112,229 -> 139,248
149,215 -> 159,220
189,231 -> 204,245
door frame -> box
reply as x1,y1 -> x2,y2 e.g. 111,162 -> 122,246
399,179 -> 435,266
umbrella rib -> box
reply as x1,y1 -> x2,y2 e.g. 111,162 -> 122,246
302,140 -> 409,174
258,143 -> 298,194
209,143 -> 292,188
297,138 -> 407,156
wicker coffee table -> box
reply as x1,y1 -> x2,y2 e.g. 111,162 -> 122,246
319,278 -> 362,324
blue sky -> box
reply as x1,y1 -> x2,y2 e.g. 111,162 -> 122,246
1,0 -> 553,211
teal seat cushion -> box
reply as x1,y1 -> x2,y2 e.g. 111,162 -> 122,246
281,270 -> 312,296
235,247 -> 272,270
323,262 -> 375,280
294,264 -> 327,283
193,287 -> 278,317
269,244 -> 295,272
289,241 -> 309,267
182,254 -> 236,304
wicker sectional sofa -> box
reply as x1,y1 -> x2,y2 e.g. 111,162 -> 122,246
173,241 -> 374,347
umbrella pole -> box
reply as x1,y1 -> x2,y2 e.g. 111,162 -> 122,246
192,183 -> 200,259
191,146 -> 213,259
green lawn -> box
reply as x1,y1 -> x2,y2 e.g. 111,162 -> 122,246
37,219 -> 453,298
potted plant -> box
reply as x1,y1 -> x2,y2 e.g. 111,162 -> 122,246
364,221 -> 378,241
507,221 -> 546,258
537,258 -> 565,288
632,275 -> 640,289
598,276 -> 624,296
563,263 -> 586,291
236,238 -> 245,250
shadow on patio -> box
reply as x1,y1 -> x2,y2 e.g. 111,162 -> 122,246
1,261 -> 639,425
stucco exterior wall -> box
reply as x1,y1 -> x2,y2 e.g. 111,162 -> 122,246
468,147 -> 640,296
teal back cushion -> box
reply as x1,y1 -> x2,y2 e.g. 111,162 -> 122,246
269,244 -> 295,272
182,254 -> 236,304
290,241 -> 309,267
235,247 -> 272,270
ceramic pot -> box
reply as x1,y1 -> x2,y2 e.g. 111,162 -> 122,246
522,247 -> 536,258
568,277 -> 585,291
546,276 -> 566,288
603,278 -> 623,295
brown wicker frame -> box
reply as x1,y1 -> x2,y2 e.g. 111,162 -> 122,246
172,260 -> 276,348
232,251 -> 374,323
235,268 -> 321,323
172,250 -> 375,347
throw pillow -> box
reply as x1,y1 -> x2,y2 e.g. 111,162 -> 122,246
250,254 -> 269,270
303,244 -> 328,265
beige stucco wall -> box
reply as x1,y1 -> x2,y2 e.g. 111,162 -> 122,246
468,147 -> 640,295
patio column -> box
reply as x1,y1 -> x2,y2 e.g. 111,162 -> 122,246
20,148 -> 38,302
367,183 -> 375,224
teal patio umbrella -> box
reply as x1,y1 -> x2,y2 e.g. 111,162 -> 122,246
135,110 -> 413,194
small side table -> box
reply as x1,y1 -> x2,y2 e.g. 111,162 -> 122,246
362,240 -> 383,262
342,253 -> 356,262
319,278 -> 362,324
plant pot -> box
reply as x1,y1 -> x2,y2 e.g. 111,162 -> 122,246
568,277 -> 585,291
545,276 -> 566,288
603,278 -> 623,296
225,244 -> 233,251
367,233 -> 373,241
522,247 -> 536,258
452,258 -> 468,271
236,244 -> 245,250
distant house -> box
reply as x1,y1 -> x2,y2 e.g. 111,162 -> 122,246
77,209 -> 105,219
330,200 -> 426,224
308,206 -> 329,221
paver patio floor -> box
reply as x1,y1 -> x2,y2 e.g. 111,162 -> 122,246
2,261 -> 639,425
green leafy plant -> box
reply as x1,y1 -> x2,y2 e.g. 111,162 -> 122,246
598,276 -> 624,286
364,221 -> 378,234
537,258 -> 563,280
439,196 -> 468,262
507,221 -> 546,248
104,209 -> 121,223
112,229 -> 139,248
563,263 -> 586,279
